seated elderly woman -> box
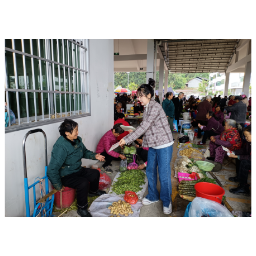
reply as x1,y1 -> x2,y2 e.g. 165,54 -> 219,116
47,119 -> 106,217
207,119 -> 242,172
228,125 -> 251,195
197,111 -> 224,145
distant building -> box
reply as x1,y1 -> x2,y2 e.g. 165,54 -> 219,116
186,77 -> 208,88
207,72 -> 244,96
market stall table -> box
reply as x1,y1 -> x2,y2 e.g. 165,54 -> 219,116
125,116 -> 143,126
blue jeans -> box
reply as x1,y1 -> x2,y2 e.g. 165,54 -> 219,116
145,145 -> 173,207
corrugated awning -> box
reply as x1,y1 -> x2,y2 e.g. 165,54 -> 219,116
158,39 -> 240,73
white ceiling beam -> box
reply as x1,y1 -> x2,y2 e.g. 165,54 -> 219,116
130,39 -> 141,71
226,54 -> 251,73
114,54 -> 161,61
236,39 -> 250,51
157,45 -> 168,70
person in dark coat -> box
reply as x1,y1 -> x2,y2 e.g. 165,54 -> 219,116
220,96 -> 227,112
172,92 -> 184,126
214,105 -> 224,125
162,92 -> 175,132
228,125 -> 251,195
225,96 -> 247,128
47,119 -> 106,217
197,111 -> 224,145
195,95 -> 212,138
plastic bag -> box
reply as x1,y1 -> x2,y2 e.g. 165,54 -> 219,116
189,197 -> 234,217
173,119 -> 178,132
5,112 -> 9,127
120,159 -> 127,172
190,151 -> 204,161
124,191 -> 138,204
195,161 -> 215,172
97,168 -> 111,190
127,155 -> 138,170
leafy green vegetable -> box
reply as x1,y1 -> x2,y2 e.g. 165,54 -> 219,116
123,146 -> 130,154
129,146 -> 136,155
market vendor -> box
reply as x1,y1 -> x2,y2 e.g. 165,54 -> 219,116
47,119 -> 106,217
197,111 -> 224,145
162,92 -> 175,132
119,78 -> 174,215
114,113 -> 130,141
228,125 -> 251,195
214,105 -> 224,125
135,136 -> 149,170
207,119 -> 242,172
134,101 -> 141,114
96,123 -> 126,174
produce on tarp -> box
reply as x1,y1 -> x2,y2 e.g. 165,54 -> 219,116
108,200 -> 133,217
124,191 -> 139,204
111,169 -> 146,195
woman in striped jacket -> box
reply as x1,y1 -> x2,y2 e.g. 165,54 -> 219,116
119,78 -> 174,215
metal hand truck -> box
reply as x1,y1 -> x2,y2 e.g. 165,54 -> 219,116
23,129 -> 56,217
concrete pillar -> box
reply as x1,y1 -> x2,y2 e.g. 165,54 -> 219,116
164,70 -> 168,96
146,39 -> 155,83
243,61 -> 251,97
158,59 -> 164,105
224,72 -> 230,96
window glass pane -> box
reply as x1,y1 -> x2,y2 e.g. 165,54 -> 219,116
52,39 -> 58,62
16,54 -> 25,89
32,39 -> 38,56
14,39 -> 22,52
53,64 -> 59,91
8,91 -> 18,121
5,51 -> 15,89
19,92 -> 27,118
34,58 -> 40,90
61,93 -> 66,113
58,39 -> 63,64
73,44 -> 77,68
41,61 -> 48,90
25,56 -> 33,89
77,46 -> 80,69
39,39 -> 46,58
42,93 -> 50,116
5,39 -> 12,49
64,40 -> 68,65
28,92 -> 39,117
77,70 -> 81,92
48,40 -> 52,60
69,41 -> 73,66
24,39 -> 31,54
60,67 -> 64,91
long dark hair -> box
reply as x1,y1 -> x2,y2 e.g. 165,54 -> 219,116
137,78 -> 155,99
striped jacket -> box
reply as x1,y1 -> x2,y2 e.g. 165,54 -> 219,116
124,100 -> 173,148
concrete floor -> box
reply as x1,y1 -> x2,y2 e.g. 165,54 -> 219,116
54,122 -> 251,217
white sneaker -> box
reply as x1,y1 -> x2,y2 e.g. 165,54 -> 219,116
163,202 -> 172,215
142,198 -> 159,206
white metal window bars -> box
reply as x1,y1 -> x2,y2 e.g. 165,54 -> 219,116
5,39 -> 90,132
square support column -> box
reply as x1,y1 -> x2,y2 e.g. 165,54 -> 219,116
224,72 -> 230,96
146,39 -> 155,83
164,70 -> 168,96
243,61 -> 251,97
158,59 -> 164,104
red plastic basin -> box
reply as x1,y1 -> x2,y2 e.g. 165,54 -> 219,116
194,182 -> 225,204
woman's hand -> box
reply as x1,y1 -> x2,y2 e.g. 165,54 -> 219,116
210,136 -> 216,143
95,154 -> 105,162
136,139 -> 143,145
228,153 -> 238,158
138,164 -> 145,170
128,129 -> 133,133
59,186 -> 65,192
198,123 -> 201,128
119,139 -> 126,146
119,154 -> 126,160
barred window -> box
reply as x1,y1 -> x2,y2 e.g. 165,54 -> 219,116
5,39 -> 90,132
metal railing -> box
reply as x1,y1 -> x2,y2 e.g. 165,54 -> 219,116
5,39 -> 90,131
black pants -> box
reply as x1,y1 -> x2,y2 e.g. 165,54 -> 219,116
61,167 -> 100,208
100,151 -> 118,168
195,120 -> 208,138
202,130 -> 218,143
236,159 -> 251,186
136,148 -> 148,163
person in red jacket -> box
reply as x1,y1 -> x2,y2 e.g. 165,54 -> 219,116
228,96 -> 236,106
114,113 -> 130,141
96,123 -> 126,173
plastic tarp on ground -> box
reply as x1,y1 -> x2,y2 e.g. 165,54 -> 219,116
89,194 -> 143,217
108,171 -> 148,200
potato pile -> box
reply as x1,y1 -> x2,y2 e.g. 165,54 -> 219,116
108,200 -> 133,217
179,148 -> 202,158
